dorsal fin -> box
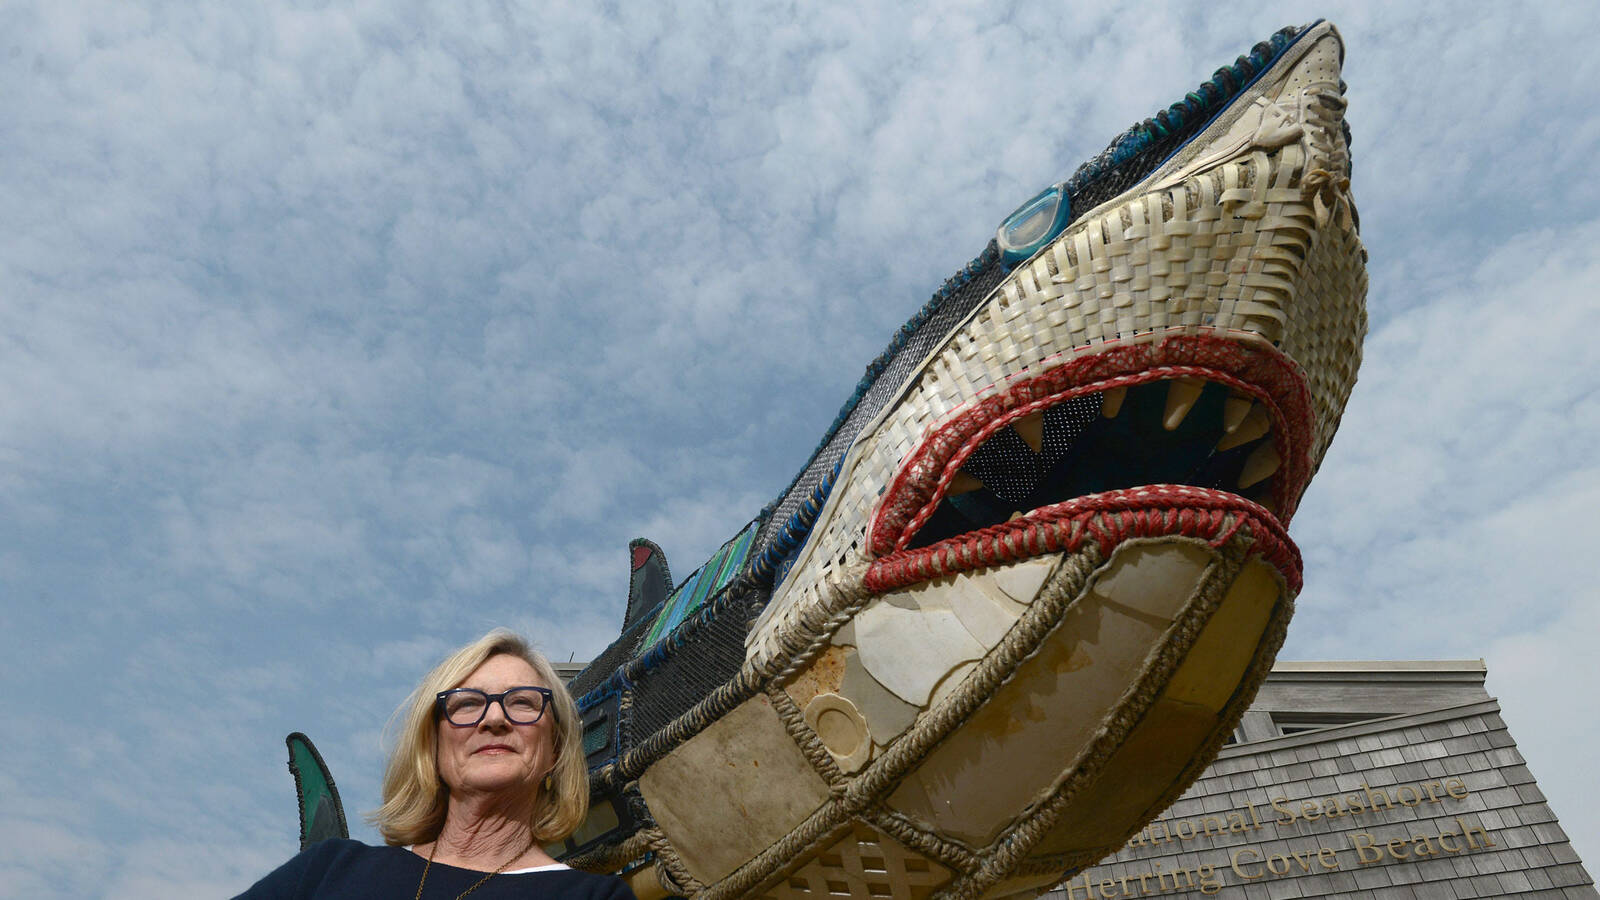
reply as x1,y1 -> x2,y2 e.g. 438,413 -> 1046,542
285,732 -> 348,850
624,538 -> 673,630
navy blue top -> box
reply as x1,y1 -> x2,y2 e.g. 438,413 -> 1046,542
234,840 -> 639,900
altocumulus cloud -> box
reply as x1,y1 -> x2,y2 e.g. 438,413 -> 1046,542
1,1 -> 1597,897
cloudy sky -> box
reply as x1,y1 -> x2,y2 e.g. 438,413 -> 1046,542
2,1 -> 1597,897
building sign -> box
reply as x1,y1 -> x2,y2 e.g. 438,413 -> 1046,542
1061,776 -> 1495,897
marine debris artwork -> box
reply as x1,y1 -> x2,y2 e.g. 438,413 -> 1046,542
285,732 -> 348,853
290,19 -> 1367,900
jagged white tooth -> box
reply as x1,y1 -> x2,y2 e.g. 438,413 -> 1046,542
948,471 -> 984,495
1163,378 -> 1205,431
1238,442 -> 1281,490
1101,386 -> 1127,418
1007,510 -> 1026,522
1013,412 -> 1044,453
1223,394 -> 1253,433
1217,406 -> 1271,451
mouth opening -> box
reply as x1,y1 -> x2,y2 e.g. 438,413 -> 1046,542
865,333 -> 1315,560
906,376 -> 1281,551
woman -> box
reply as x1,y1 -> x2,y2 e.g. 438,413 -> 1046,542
238,630 -> 635,900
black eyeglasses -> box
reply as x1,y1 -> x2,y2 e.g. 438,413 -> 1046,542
434,686 -> 554,727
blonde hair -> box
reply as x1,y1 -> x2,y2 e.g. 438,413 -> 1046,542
370,629 -> 588,845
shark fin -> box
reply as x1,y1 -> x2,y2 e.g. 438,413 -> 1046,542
285,732 -> 349,850
623,539 -> 673,630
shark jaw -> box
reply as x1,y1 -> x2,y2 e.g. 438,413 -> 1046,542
867,329 -> 1310,593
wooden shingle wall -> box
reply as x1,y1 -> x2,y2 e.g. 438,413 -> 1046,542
1044,666 -> 1595,899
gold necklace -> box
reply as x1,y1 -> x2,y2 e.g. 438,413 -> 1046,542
414,837 -> 533,900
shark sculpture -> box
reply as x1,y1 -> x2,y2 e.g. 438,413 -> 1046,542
288,19 -> 1366,900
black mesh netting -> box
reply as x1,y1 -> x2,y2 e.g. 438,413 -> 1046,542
749,26 -> 1330,571
625,580 -> 770,744
568,614 -> 655,699
754,244 -> 1010,561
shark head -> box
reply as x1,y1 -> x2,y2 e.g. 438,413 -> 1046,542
563,22 -> 1368,900
728,17 -> 1366,889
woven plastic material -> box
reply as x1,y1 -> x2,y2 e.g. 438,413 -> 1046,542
561,22 -> 1366,900
749,97 -> 1365,669
571,522 -> 759,702
754,246 -> 1010,568
629,581 -> 768,743
1063,26 -> 1307,221
750,24 -> 1319,578
642,523 -> 758,648
568,608 -> 657,699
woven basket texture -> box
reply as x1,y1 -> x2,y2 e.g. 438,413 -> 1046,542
749,134 -> 1366,671
562,26 -> 1367,900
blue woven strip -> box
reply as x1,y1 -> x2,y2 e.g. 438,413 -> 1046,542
1062,24 -> 1308,204
639,520 -> 760,646
755,27 -> 1317,560
643,569 -> 700,646
574,572 -> 749,712
711,524 -> 757,590
819,244 -> 1001,461
755,241 -> 1005,532
750,457 -> 843,584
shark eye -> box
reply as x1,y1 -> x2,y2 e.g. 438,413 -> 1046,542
997,183 -> 1071,265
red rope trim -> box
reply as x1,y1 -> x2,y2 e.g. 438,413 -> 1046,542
869,332 -> 1315,557
865,485 -> 1301,596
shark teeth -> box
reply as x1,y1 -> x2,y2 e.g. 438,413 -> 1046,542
1101,386 -> 1128,418
1239,442 -> 1281,489
1163,379 -> 1205,431
1217,405 -> 1271,451
1222,393 -> 1253,432
1013,412 -> 1046,453
948,471 -> 985,496
908,376 -> 1286,550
